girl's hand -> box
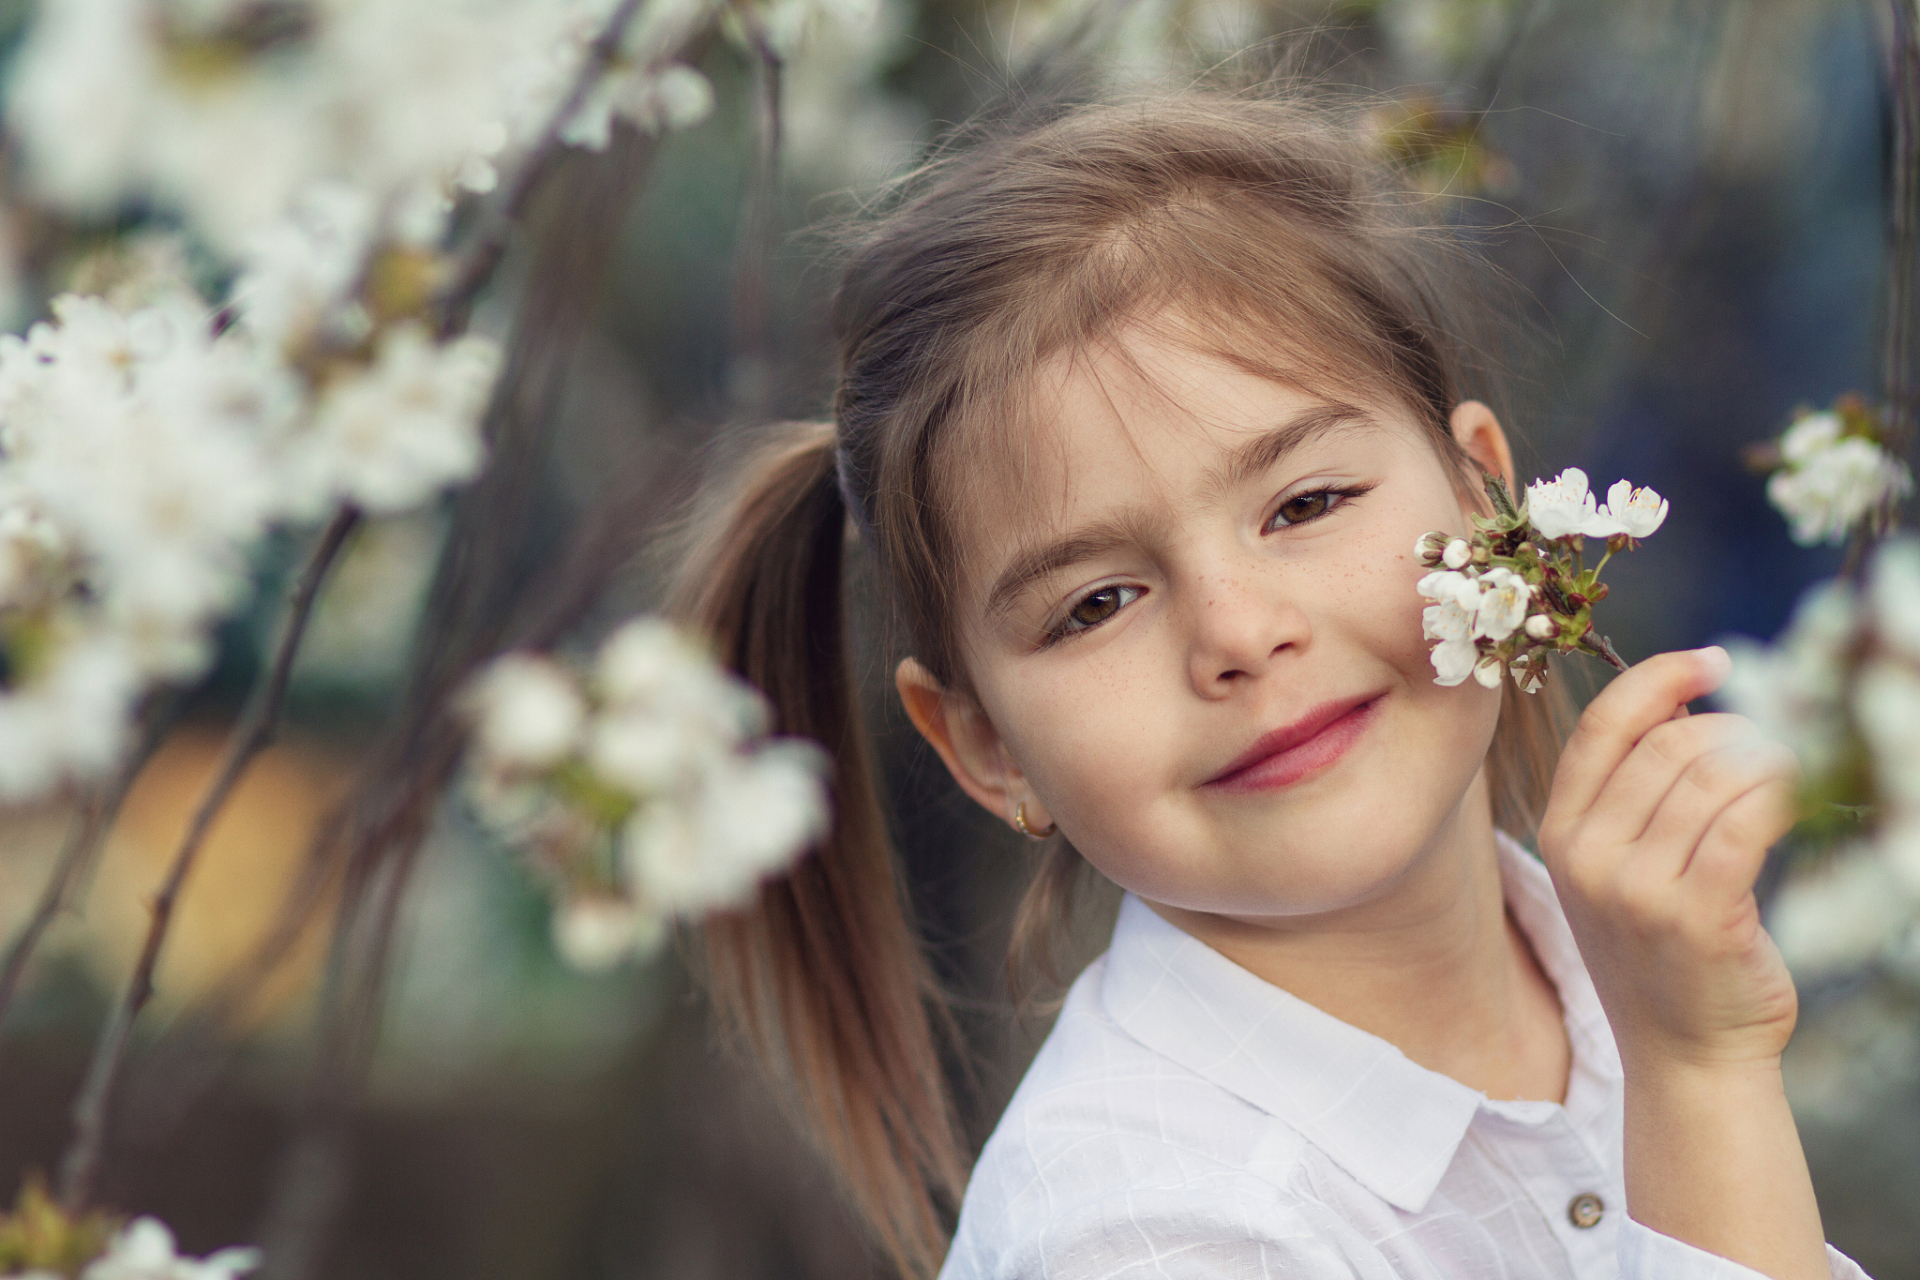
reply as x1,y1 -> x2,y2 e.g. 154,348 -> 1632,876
1538,646 -> 1800,1072
1540,647 -> 1830,1280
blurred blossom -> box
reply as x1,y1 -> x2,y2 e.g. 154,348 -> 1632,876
9,0 -> 549,254
1720,580 -> 1857,782
0,1180 -> 256,1280
288,324 -> 499,517
81,1218 -> 259,1280
0,289 -> 284,795
1726,537 -> 1920,982
1768,850 -> 1911,981
232,183 -> 380,357
463,653 -> 588,769
1758,402 -> 1913,547
463,617 -> 829,971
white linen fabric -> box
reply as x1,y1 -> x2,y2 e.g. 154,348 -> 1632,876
942,832 -> 1870,1280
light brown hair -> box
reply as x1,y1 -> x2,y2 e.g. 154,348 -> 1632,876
669,90 -> 1565,1279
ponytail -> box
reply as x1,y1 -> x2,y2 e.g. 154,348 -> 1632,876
668,422 -> 966,1279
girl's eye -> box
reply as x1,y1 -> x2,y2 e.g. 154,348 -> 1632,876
1051,584 -> 1141,640
1267,484 -> 1369,531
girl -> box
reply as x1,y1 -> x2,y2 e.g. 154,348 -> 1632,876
670,93 -> 1868,1280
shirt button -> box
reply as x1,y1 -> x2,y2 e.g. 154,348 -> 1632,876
1567,1192 -> 1605,1229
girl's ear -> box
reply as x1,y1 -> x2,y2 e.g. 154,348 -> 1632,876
1449,400 -> 1515,491
895,657 -> 1044,832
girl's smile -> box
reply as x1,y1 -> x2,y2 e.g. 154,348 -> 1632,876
1201,690 -> 1386,794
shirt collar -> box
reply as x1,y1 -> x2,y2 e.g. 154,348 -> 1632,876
1099,831 -> 1619,1215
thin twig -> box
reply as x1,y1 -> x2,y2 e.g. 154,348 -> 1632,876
0,694 -> 184,1039
56,506 -> 360,1212
1582,628 -> 1629,672
730,4 -> 785,413
1854,0 -> 1920,577
434,0 -> 661,337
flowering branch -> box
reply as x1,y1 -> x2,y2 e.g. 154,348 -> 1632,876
1415,469 -> 1667,691
434,0 -> 700,337
56,505 -> 360,1213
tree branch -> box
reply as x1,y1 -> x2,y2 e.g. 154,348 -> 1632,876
0,695 -> 183,1041
56,505 -> 360,1212
434,0 -> 686,337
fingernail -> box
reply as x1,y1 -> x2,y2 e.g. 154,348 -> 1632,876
1697,645 -> 1731,679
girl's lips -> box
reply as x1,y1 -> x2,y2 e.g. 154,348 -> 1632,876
1203,694 -> 1384,793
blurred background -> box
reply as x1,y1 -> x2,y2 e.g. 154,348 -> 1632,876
1,0 -> 1915,1275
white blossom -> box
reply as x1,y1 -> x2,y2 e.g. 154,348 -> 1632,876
1441,537 -> 1471,569
81,1216 -> 259,1280
1601,478 -> 1669,539
1471,566 -> 1531,642
0,631 -> 145,801
0,291 -> 287,686
6,0 -> 613,254
595,617 -> 765,738
566,62 -> 716,150
1718,581 -> 1858,781
1524,468 -> 1612,541
1854,660 -> 1920,810
1524,613 -> 1557,641
1471,654 -> 1503,689
292,325 -> 499,516
464,654 -> 587,769
232,185 -> 380,356
1780,410 -> 1845,464
462,616 -> 830,969
552,895 -> 661,971
1429,636 -> 1478,687
1769,851 -> 1912,981
1869,535 -> 1920,663
1767,432 -> 1913,547
621,741 -> 828,912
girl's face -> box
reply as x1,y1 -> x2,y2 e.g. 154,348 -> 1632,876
903,317 -> 1512,929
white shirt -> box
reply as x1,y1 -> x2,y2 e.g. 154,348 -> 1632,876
942,833 -> 1871,1280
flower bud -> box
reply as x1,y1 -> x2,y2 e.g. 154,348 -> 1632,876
1591,582 -> 1610,601
1442,538 -> 1472,569
1415,531 -> 1450,566
1471,543 -> 1491,566
1524,614 -> 1556,641
1472,655 -> 1504,689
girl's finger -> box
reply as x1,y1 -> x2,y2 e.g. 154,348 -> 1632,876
1578,713 -> 1755,849
1632,737 -> 1799,886
1543,647 -> 1731,839
1679,767 -> 1798,895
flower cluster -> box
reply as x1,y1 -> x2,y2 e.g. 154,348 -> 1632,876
0,0 -> 819,799
1719,537 -> 1920,980
461,618 -> 830,971
1752,397 -> 1913,547
5,0 -> 723,258
1416,468 -> 1668,691
0,1179 -> 256,1280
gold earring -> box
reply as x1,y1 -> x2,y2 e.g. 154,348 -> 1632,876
1013,801 -> 1057,840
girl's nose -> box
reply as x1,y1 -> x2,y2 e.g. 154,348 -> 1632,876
1185,570 -> 1311,698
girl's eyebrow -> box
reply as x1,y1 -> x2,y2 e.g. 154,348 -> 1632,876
1209,401 -> 1373,496
984,519 -> 1155,620
983,404 -> 1373,620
